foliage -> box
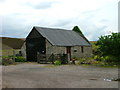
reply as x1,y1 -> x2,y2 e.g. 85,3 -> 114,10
93,55 -> 101,61
73,56 -> 119,66
90,41 -> 99,55
72,26 -> 84,36
72,56 -> 77,59
96,33 -> 120,56
102,56 -> 119,65
2,56 -> 14,66
77,57 -> 90,64
96,33 -> 120,63
15,56 -> 26,62
76,57 -> 104,65
54,60 -> 61,65
78,58 -> 86,64
72,26 -> 90,45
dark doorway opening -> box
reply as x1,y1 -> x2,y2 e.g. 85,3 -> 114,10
26,37 -> 46,62
66,46 -> 71,60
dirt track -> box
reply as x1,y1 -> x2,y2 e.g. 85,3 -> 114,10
2,63 -> 119,88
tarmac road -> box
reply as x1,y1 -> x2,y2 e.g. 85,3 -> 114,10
2,63 -> 119,88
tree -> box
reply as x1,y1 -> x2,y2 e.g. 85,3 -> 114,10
72,26 -> 90,44
72,26 -> 84,36
96,33 -> 120,63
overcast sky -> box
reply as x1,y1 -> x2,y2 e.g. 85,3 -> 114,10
0,0 -> 119,41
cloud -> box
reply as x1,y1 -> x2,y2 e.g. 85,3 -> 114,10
1,0 -> 119,40
0,0 -> 6,2
23,0 -> 59,9
118,1 -> 120,32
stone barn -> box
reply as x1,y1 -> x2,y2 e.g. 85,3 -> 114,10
21,27 -> 92,63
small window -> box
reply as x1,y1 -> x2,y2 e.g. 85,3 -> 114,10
74,49 -> 77,52
81,46 -> 84,53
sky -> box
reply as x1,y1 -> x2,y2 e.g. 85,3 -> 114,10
0,0 -> 119,41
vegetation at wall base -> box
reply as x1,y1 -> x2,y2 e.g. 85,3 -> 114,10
54,60 -> 61,65
2,56 -> 14,66
75,56 -> 119,66
2,56 -> 26,65
15,56 -> 26,62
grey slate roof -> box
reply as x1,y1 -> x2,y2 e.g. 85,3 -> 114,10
34,27 -> 91,46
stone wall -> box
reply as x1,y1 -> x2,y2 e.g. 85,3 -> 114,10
71,46 -> 92,58
46,40 -> 66,60
46,40 -> 92,59
21,40 -> 92,60
46,40 -> 66,55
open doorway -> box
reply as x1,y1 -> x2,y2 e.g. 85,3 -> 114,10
66,46 -> 71,60
26,37 -> 46,62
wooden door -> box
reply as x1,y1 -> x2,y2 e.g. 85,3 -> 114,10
66,46 -> 71,60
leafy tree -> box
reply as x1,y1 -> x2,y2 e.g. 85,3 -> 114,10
72,26 -> 84,36
90,41 -> 100,55
72,26 -> 90,44
96,33 -> 120,63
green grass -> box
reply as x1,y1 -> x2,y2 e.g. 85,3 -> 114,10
43,65 -> 59,68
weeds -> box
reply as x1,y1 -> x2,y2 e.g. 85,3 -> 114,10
2,56 -> 26,66
54,60 -> 61,65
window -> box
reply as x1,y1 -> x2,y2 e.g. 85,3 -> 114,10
81,46 -> 84,53
74,49 -> 77,52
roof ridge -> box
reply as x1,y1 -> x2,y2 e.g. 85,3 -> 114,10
32,27 -> 91,46
34,26 -> 72,31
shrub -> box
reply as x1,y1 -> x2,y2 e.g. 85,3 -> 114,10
86,57 -> 95,64
77,57 -> 104,65
96,33 -> 120,62
104,55 -> 119,64
93,55 -> 101,61
78,57 -> 89,64
54,60 -> 61,65
15,56 -> 26,62
2,56 -> 14,66
91,61 -> 102,65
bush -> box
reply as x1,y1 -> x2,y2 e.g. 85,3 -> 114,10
15,56 -> 26,62
94,55 -> 101,61
104,55 -> 119,64
93,55 -> 120,65
2,56 -> 14,66
54,60 -> 61,65
77,57 -> 104,65
79,58 -> 86,63
78,57 -> 91,64
96,33 -> 120,61
91,61 -> 102,65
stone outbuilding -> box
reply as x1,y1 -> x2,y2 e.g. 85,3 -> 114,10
21,27 -> 92,63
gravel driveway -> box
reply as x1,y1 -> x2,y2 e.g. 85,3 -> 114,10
2,63 -> 119,88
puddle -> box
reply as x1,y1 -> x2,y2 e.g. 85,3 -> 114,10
88,78 -> 97,80
104,78 -> 112,81
104,78 -> 120,81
